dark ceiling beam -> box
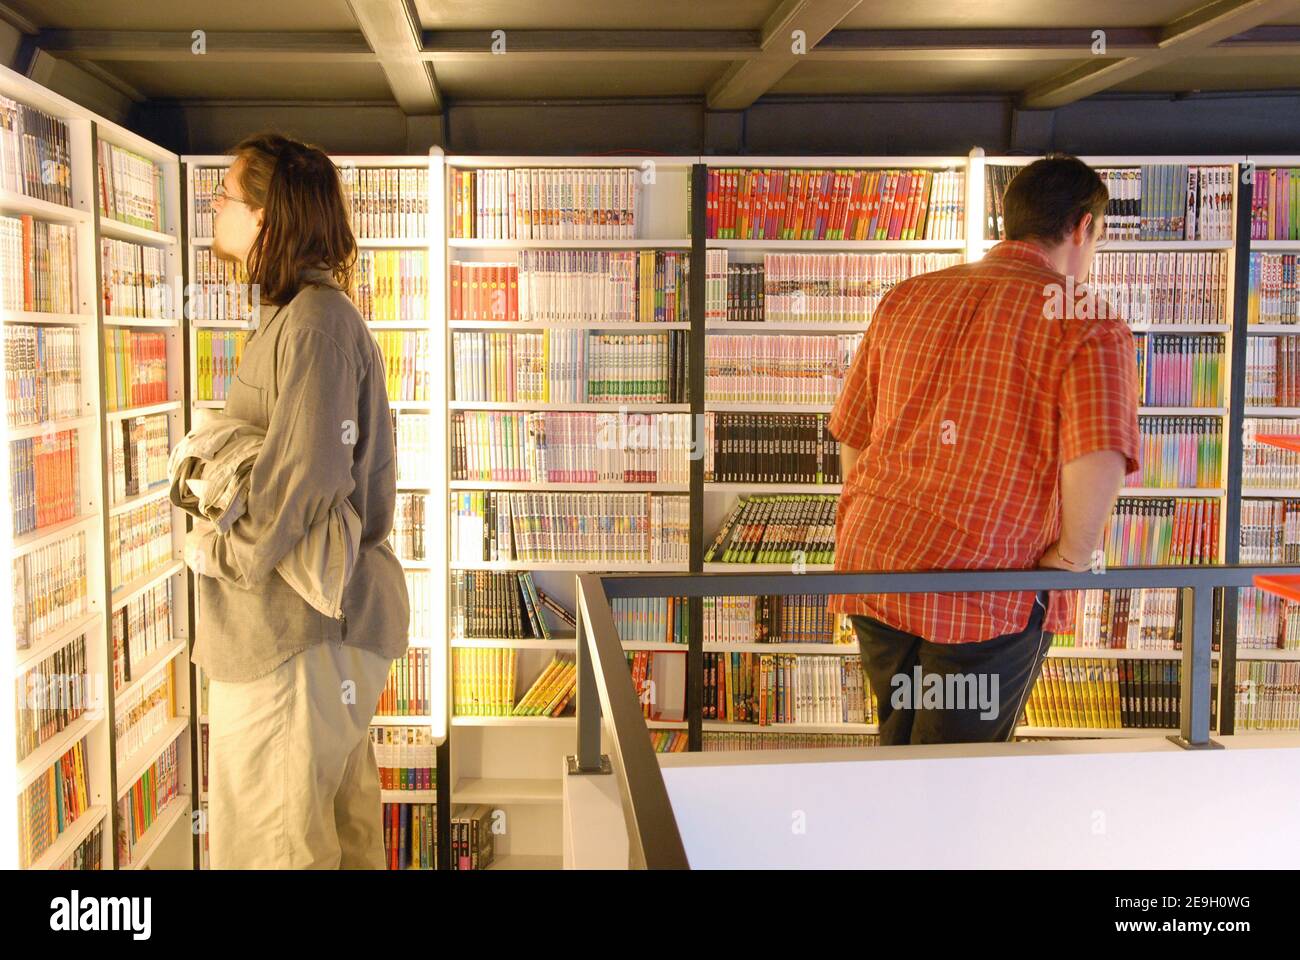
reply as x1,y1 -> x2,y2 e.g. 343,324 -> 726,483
34,30 -> 375,61
708,0 -> 864,109
1021,0 -> 1300,108
420,29 -> 760,60
346,0 -> 440,114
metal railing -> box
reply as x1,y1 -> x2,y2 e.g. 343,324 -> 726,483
571,563 -> 1297,870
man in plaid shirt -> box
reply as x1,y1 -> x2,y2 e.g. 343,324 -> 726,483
829,155 -> 1140,744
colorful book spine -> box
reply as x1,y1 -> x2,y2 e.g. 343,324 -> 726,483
2,324 -> 82,427
452,648 -> 521,716
195,329 -> 250,402
13,529 -> 88,649
8,428 -> 80,536
1250,167 -> 1300,241
381,803 -> 437,870
338,166 -> 429,240
97,140 -> 165,231
1234,661 -> 1300,730
16,633 -> 90,762
451,167 -> 638,240
115,737 -> 181,866
101,237 -> 168,319
376,648 -> 431,717
0,95 -> 73,206
704,494 -> 838,565
705,412 -> 842,484
1135,333 -> 1224,407
356,248 -> 428,322
102,328 -> 168,411
190,248 -> 255,322
1023,658 -> 1202,730
375,329 -> 433,402
706,333 -> 860,406
18,737 -> 90,869
701,651 -> 871,725
106,498 -> 173,589
370,725 -> 437,790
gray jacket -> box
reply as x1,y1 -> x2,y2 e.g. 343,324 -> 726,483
170,412 -> 362,620
188,266 -> 410,681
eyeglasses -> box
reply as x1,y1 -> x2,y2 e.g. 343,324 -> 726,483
213,183 -> 251,206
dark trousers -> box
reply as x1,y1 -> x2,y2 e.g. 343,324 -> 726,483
850,592 -> 1052,745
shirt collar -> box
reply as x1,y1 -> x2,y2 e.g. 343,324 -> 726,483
984,239 -> 1057,272
299,264 -> 342,290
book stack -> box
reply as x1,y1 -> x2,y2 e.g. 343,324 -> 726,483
1234,661 -> 1300,730
356,248 -> 428,322
370,725 -> 437,790
189,167 -> 223,237
703,731 -> 879,750
16,634 -> 90,762
705,495 -> 838,565
707,333 -> 860,405
1128,416 -> 1222,488
1090,251 -> 1228,324
59,821 -> 105,870
1023,659 -> 1200,729
450,167 -> 640,239
703,652 -> 871,726
705,412 -> 841,484
449,570 -> 555,639
106,498 -> 173,589
1102,497 -> 1220,566
405,570 -> 432,639
1250,167 -> 1300,240
194,329 -> 249,401
3,325 -> 82,427
101,237 -> 168,319
391,411 -> 432,485
110,581 -> 173,691
1235,587 -> 1300,650
102,329 -> 168,410
450,805 -> 495,870
1246,336 -> 1300,406
392,493 -> 429,561
0,95 -> 72,205
1064,589 -> 1184,650
383,803 -> 437,870
626,649 -> 686,720
511,656 -> 576,717
9,429 -> 80,536
1240,498 -> 1300,562
19,738 -> 90,869
97,140 -> 165,231
703,594 -> 853,645
337,165 -> 428,239
1135,334 -> 1225,406
706,167 -> 965,240
190,249 -> 254,322
375,329 -> 433,402
107,413 -> 170,505
113,663 -> 174,764
12,529 -> 88,648
613,596 -> 689,644
377,648 -> 431,717
1243,419 -> 1300,486
452,649 -> 518,716
116,737 -> 181,867
0,214 -> 78,313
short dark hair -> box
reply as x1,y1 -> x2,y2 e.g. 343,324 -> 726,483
1002,154 -> 1108,244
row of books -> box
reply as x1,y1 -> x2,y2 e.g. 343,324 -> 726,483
194,328 -> 249,401
113,665 -> 173,764
383,803 -> 436,870
451,651 -> 580,717
451,329 -> 690,404
338,166 -> 429,239
450,804 -> 496,871
356,249 -> 428,322
19,738 -> 89,869
13,530 -> 87,649
376,648 -> 432,717
704,411 -> 842,485
1089,250 -> 1228,325
1066,588 -> 1185,651
16,633 -> 89,762
391,493 -> 429,561
108,413 -> 169,506
9,429 -> 80,537
1234,661 -> 1300,730
1,215 -> 77,314
106,498 -> 173,589
706,251 -> 962,325
103,328 -> 169,411
986,164 -> 1233,241
703,652 -> 872,725
1135,333 -> 1225,407
626,649 -> 686,721
1245,335 -> 1300,407
613,596 -> 690,645
450,491 -> 691,565
188,168 -> 224,238
59,820 -> 105,870
448,570 -> 565,639
97,140 -> 165,232
391,411 -> 432,486
706,333 -> 860,405
0,96 -> 72,206
702,731 -> 878,750
405,571 -> 433,640
649,731 -> 689,752
1128,416 -> 1223,489
1235,587 -> 1300,650
706,168 -> 966,241
370,726 -> 437,791
1022,658 -> 1193,729
705,495 -> 838,565
450,410 -> 693,484
190,249 -> 255,322
1248,253 -> 1299,325
110,582 -> 173,691
450,167 -> 641,240
102,237 -> 168,319
452,250 -> 690,324
1240,498 -> 1300,564
4,324 -> 82,427
702,594 -> 854,646
116,736 -> 182,867
1243,420 -> 1300,486
1250,167 -> 1300,240
1101,497 -> 1221,567
375,329 -> 434,402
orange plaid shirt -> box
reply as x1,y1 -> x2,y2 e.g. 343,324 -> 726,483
828,240 -> 1140,643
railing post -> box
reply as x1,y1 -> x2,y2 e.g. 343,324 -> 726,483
571,576 -> 609,774
1169,585 -> 1223,750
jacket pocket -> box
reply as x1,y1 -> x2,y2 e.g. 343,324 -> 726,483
228,372 -> 269,427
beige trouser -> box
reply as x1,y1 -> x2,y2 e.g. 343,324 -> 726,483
207,640 -> 394,869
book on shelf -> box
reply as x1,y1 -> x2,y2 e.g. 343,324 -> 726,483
111,581 -> 172,691
116,736 -> 182,867
1134,333 -> 1224,406
1091,250 -> 1228,325
189,166 -> 223,238
451,804 -> 495,871
1243,418 -> 1300,486
391,492 -> 429,561
337,165 -> 428,239
102,328 -> 168,411
512,655 -> 575,717
390,410 -> 432,486
703,651 -> 872,726
452,328 -> 688,403
1246,335 -> 1300,406
370,725 -> 437,790
703,593 -> 854,645
1062,588 -> 1187,651
450,490 -> 689,564
534,588 -> 575,627
1022,657 -> 1204,730
705,412 -> 841,484
1102,497 -> 1220,566
101,237 -> 168,320
1250,167 -> 1300,240
357,248 -> 428,323
986,163 -> 1232,241
1248,252 -> 1300,325
1,214 -> 78,314
19,737 -> 90,869
375,329 -> 433,402
706,333 -> 860,405
705,167 -> 965,241
1234,661 -> 1300,730
1240,498 -> 1300,564
703,731 -> 879,750
650,730 -> 689,752
626,649 -> 686,721
195,328 -> 250,402
108,413 -> 170,505
383,802 -> 436,870
9,428 -> 80,536
451,167 -> 641,240
704,494 -> 838,565
452,648 -> 517,717
0,95 -> 72,206
3,324 -> 82,427
706,251 -> 962,324
57,820 -> 105,870
376,648 -> 430,717
16,632 -> 91,763
1234,585 -> 1300,650
613,595 -> 689,644
106,498 -> 172,589
450,569 -> 557,640
113,661 -> 175,765
190,248 -> 254,322
97,140 -> 165,232
1129,415 -> 1222,488
13,529 -> 88,649
404,569 -> 432,640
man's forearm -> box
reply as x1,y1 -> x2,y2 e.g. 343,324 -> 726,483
1057,449 -> 1127,565
840,442 -> 859,480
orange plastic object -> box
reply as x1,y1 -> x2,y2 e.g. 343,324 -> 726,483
1254,574 -> 1300,602
1255,434 -> 1300,453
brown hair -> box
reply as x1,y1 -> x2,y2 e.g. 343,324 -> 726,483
228,132 -> 356,306
1003,154 -> 1108,244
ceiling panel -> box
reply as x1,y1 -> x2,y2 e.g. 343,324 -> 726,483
1111,53 -> 1300,92
416,0 -> 773,30
92,59 -> 393,100
771,57 -> 1079,95
838,0 -> 1204,30
433,59 -> 725,99
10,0 -> 361,31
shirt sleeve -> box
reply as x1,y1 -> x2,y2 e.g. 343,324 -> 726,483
828,324 -> 876,450
196,328 -> 361,587
1059,321 -> 1140,474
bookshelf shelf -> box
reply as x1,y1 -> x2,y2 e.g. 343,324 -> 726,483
1121,487 -> 1225,497
26,806 -> 109,871
702,562 -> 836,573
1249,240 -> 1300,250
702,642 -> 859,655
1014,726 -> 1179,738
0,187 -> 91,223
380,789 -> 438,804
372,715 -> 436,726
1,310 -> 93,325
1241,488 -> 1300,497
1243,406 -> 1300,416
15,611 -> 103,671
449,238 -> 691,249
103,314 -> 180,328
452,715 -> 576,727
705,321 -> 872,333
448,320 -> 692,331
113,636 -> 188,705
12,512 -> 101,558
121,794 -> 191,870
8,413 -> 98,442
111,559 -> 184,605
107,484 -> 172,517
701,720 -> 877,734
1127,323 -> 1230,333
486,854 -> 563,870
116,716 -> 189,801
451,637 -> 577,649
449,480 -> 689,492
452,777 -> 562,805
97,217 -> 178,247
704,402 -> 835,414
1236,649 -> 1300,660
709,239 -> 964,251
357,236 -> 428,248
105,399 -> 182,421
1045,647 -> 1219,660
623,641 -> 689,652
16,710 -> 106,792
190,319 -> 251,330
1245,326 -> 1300,335
1138,406 -> 1227,415
452,561 -> 689,572
981,237 -> 1232,251
705,482 -> 843,494
449,401 -> 690,413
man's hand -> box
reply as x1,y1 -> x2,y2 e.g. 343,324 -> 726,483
1038,540 -> 1089,572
